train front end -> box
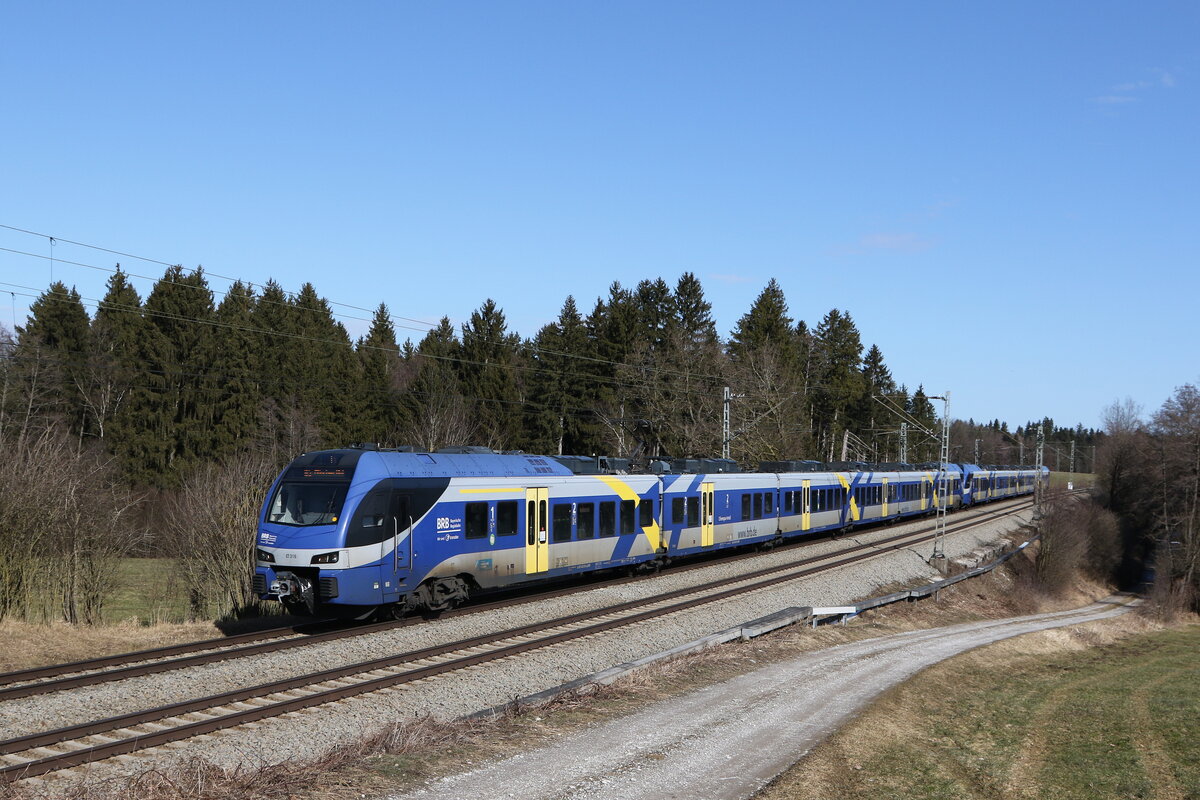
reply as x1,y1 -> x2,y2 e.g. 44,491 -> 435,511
254,449 -> 394,618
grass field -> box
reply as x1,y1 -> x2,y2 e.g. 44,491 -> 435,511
1051,471 -> 1096,490
104,558 -> 191,624
760,621 -> 1200,800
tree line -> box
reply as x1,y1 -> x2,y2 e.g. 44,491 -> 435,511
3,269 -> 962,482
0,265 -> 1087,622
1095,386 -> 1200,614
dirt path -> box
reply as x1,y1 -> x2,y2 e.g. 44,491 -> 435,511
385,597 -> 1136,800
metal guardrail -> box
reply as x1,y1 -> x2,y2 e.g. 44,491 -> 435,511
472,531 -> 1042,720
804,532 -> 1041,627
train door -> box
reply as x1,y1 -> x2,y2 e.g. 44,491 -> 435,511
390,492 -> 410,571
881,478 -> 889,517
524,488 -> 548,574
700,482 -> 714,547
801,481 -> 811,531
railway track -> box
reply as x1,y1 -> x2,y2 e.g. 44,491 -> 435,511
0,498 -> 1028,702
0,498 -> 1034,783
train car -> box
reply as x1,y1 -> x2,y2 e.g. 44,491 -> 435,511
961,464 -> 1043,506
254,446 -> 1041,619
256,447 -> 685,618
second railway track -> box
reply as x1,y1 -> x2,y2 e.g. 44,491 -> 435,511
0,498 -> 1034,784
0,498 -> 1028,702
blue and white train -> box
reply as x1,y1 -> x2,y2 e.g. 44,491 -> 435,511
252,446 -> 1048,618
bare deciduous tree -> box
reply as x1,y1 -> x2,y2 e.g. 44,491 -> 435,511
164,454 -> 284,620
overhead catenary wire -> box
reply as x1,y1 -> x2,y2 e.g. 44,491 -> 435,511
0,278 -> 857,407
0,225 -> 947,446
0,236 -> 741,387
0,285 -> 751,416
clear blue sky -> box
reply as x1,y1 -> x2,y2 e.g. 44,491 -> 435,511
2,2 -> 1196,432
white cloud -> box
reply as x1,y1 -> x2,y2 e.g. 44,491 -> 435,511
1093,95 -> 1139,105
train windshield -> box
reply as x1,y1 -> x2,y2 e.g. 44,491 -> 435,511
267,482 -> 349,527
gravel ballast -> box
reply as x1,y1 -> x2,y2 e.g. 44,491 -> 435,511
4,502 -> 1035,784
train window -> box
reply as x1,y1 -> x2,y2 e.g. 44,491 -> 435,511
784,491 -> 793,512
639,499 -> 654,527
465,502 -> 488,539
599,502 -> 616,537
764,492 -> 773,514
687,496 -> 699,527
527,501 -> 536,545
672,498 -> 686,525
578,502 -> 595,539
741,494 -> 751,521
552,504 -> 572,542
497,501 -> 518,536
620,499 -> 635,534
753,493 -> 763,519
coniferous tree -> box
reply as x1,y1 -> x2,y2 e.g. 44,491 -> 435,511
526,296 -> 594,454
120,266 -> 219,485
851,343 -> 898,459
459,299 -> 521,449
14,282 -> 91,436
631,273 -> 724,457
87,270 -> 146,447
811,308 -> 865,460
725,279 -> 806,461
252,280 -> 315,457
728,279 -> 794,362
211,281 -> 261,458
357,303 -> 403,445
587,283 -> 641,456
908,385 -> 938,462
634,278 -> 673,353
399,318 -> 474,451
291,283 -> 360,449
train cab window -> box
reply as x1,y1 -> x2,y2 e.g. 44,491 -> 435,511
552,504 -> 573,542
599,501 -> 616,537
764,492 -> 773,514
465,502 -> 488,539
497,501 -> 518,536
577,502 -> 595,539
620,500 -> 635,534
639,499 -> 654,527
687,496 -> 700,527
672,498 -> 685,525
741,494 -> 751,521
753,493 -> 763,519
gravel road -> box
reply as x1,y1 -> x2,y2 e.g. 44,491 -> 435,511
387,596 -> 1136,800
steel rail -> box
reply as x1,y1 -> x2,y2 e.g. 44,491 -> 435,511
0,497 -> 1031,702
0,499 -> 1032,782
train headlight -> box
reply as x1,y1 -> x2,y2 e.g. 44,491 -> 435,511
256,548 -> 275,563
310,551 -> 340,564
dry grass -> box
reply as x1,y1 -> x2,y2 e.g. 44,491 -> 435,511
758,613 -> 1196,800
0,620 -> 225,673
0,546 -> 1154,800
